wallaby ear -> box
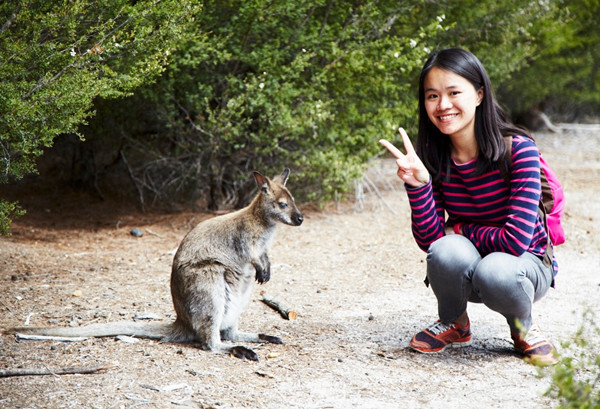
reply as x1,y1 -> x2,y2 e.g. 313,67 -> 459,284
279,168 -> 290,186
253,171 -> 270,192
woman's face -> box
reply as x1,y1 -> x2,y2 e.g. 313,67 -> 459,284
423,66 -> 483,140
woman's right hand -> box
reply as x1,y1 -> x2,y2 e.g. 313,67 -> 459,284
379,128 -> 430,188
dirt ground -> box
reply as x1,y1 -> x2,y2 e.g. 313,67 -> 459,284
1,129 -> 599,409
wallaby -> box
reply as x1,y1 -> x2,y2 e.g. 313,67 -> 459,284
5,168 -> 303,361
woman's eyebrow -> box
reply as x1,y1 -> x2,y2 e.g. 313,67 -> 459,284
426,85 -> 460,92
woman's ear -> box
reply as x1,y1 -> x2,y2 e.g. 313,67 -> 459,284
476,87 -> 484,106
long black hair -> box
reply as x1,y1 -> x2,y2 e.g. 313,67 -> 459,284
416,48 -> 529,182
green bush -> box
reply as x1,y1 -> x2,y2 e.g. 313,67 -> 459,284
496,0 -> 600,119
87,0 -> 562,210
545,311 -> 600,408
0,200 -> 24,236
83,1 -> 441,209
2,0 -> 575,224
0,0 -> 198,228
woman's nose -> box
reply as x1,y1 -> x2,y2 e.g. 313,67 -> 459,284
438,95 -> 452,110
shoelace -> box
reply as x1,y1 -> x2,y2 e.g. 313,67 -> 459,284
427,321 -> 454,335
523,325 -> 546,346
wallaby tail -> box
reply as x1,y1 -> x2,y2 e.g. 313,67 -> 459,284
5,321 -> 175,340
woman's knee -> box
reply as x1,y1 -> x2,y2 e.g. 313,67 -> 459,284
428,235 -> 478,265
427,235 -> 480,281
472,253 -> 533,303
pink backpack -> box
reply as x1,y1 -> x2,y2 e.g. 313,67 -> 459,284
499,136 -> 565,265
538,154 -> 566,245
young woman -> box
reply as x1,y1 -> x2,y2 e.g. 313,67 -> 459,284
380,48 -> 557,364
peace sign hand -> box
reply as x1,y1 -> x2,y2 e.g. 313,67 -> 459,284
379,128 -> 430,188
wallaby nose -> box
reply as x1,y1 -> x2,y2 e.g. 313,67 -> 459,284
293,213 -> 304,226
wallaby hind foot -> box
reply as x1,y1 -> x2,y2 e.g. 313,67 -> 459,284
230,346 -> 260,361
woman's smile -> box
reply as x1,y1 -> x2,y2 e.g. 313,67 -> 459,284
438,113 -> 459,121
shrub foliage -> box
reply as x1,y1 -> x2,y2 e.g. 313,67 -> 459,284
545,311 -> 600,408
86,0 -> 563,210
3,0 -> 591,225
0,0 -> 198,232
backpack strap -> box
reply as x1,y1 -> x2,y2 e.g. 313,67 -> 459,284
497,135 -> 553,268
497,136 -> 512,185
539,201 -> 554,268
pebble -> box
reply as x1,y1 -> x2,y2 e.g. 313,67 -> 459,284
130,228 -> 144,237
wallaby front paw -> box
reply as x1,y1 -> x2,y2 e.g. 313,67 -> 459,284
259,333 -> 284,344
255,268 -> 270,284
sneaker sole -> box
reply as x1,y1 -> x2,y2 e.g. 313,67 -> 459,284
410,339 -> 473,354
523,354 -> 559,366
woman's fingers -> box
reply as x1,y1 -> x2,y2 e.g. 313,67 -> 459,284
398,127 -> 416,154
379,128 -> 416,159
380,128 -> 428,187
396,157 -> 411,171
380,135 -> 413,175
379,139 -> 405,159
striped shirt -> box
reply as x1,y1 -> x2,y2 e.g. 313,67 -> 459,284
406,135 -> 558,276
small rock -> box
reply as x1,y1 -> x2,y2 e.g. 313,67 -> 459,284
130,228 -> 144,237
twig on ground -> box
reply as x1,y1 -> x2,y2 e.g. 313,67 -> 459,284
145,228 -> 161,237
15,333 -> 89,342
261,293 -> 297,320
0,363 -> 115,378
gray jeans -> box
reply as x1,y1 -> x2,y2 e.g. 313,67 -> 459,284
426,235 -> 554,334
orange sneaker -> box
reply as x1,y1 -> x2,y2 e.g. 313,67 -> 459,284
409,320 -> 472,353
511,323 -> 558,365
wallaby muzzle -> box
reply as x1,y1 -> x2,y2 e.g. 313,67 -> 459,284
291,212 -> 304,226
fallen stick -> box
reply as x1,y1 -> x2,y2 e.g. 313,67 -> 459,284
0,363 -> 114,378
261,293 -> 297,320
15,333 -> 89,342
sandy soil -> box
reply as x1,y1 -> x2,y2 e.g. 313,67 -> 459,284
1,129 -> 599,409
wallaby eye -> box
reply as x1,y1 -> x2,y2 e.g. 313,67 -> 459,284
278,202 -> 289,209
